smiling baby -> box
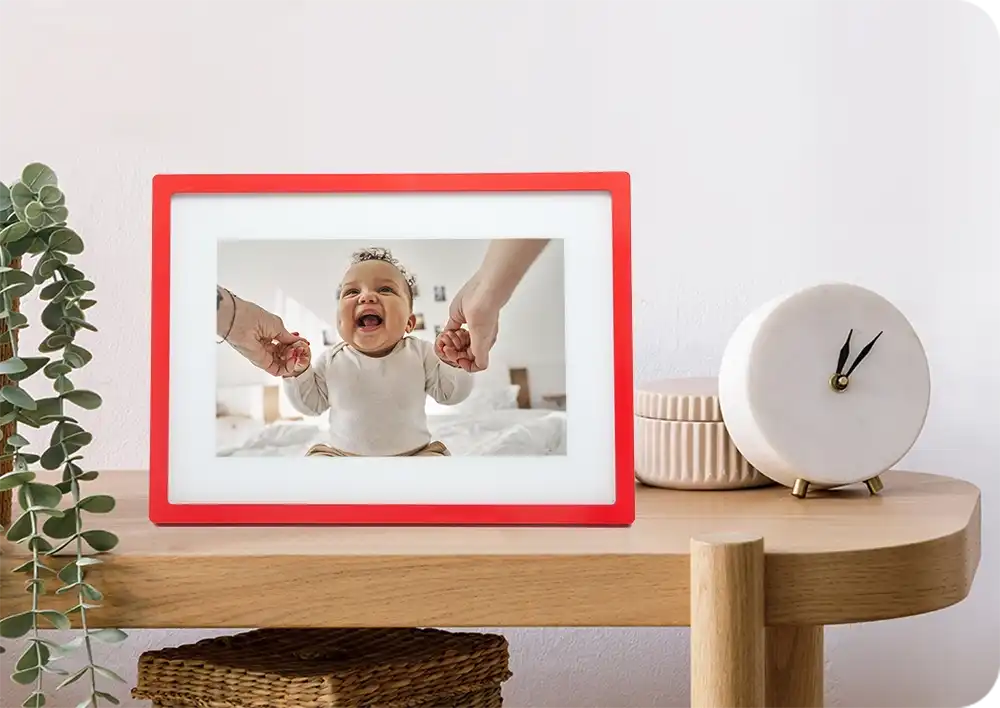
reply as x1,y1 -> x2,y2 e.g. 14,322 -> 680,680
281,247 -> 474,457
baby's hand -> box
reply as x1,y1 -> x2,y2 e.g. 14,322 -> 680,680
278,340 -> 311,377
435,328 -> 473,369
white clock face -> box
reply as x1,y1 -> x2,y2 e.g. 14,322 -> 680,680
719,283 -> 931,488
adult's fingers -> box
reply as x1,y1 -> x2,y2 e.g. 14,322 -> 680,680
273,330 -> 307,345
443,315 -> 466,331
466,323 -> 493,371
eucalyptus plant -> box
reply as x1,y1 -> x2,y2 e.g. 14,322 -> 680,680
0,163 -> 126,708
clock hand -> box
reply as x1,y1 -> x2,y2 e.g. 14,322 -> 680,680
845,331 -> 883,376
836,329 -> 853,375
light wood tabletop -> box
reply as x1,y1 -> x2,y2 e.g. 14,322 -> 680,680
0,468 -> 981,707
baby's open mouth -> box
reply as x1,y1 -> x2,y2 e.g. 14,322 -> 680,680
355,313 -> 383,332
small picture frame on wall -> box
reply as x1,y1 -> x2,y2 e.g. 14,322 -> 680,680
150,171 -> 633,526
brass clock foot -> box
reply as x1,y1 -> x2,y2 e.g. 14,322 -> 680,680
791,478 -> 809,499
865,475 -> 884,495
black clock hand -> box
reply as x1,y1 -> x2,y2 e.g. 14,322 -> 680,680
836,329 -> 853,375
845,331 -> 883,376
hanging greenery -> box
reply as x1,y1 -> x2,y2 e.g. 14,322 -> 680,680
0,163 -> 126,708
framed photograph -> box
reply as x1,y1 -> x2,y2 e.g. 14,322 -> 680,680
150,172 -> 633,526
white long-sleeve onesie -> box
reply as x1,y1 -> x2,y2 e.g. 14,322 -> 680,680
282,336 -> 473,456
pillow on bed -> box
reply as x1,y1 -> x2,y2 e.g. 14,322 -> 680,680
426,383 -> 521,416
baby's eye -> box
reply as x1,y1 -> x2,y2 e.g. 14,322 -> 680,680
379,286 -> 395,294
342,289 -> 359,297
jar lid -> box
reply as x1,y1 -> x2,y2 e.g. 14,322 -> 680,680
634,377 -> 723,422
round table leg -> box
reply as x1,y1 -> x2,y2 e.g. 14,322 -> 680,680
690,533 -> 766,708
765,625 -> 824,707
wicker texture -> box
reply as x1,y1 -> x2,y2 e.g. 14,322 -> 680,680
131,628 -> 511,708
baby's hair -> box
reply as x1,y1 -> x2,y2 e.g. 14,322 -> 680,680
340,246 -> 417,304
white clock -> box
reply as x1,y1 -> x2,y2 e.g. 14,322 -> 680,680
718,282 -> 931,498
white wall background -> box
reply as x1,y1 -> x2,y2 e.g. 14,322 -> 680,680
215,238 -> 567,410
1,0 -> 997,706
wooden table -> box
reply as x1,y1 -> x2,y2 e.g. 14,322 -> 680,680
0,469 -> 981,707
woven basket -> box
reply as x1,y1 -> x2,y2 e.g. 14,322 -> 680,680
131,627 -> 512,708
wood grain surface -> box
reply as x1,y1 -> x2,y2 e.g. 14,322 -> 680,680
0,470 -> 980,629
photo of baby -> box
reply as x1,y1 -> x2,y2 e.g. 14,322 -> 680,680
215,238 -> 567,458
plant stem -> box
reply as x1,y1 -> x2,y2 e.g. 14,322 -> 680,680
26,486 -> 44,701
68,458 -> 99,703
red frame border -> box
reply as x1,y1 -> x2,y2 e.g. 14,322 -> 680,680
150,172 -> 633,526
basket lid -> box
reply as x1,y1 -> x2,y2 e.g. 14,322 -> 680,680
635,377 -> 722,422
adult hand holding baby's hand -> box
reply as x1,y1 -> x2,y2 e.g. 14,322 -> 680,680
435,328 -> 473,370
220,288 -> 309,377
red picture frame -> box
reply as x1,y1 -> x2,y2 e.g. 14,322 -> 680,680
150,171 -> 633,525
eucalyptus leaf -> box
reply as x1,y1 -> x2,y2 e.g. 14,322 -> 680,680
6,433 -> 30,448
37,610 -> 71,630
1,385 -> 37,410
65,344 -> 92,366
10,181 -> 34,212
28,536 -> 54,553
22,691 -> 46,708
24,482 -> 63,509
0,611 -> 33,639
0,470 -> 36,490
16,639 -> 50,670
58,561 -> 83,585
0,222 -> 31,244
0,180 -> 9,210
5,511 -> 33,542
78,299 -> 96,310
24,202 -> 47,229
78,494 -> 114,514
44,361 -> 72,378
38,185 -> 63,207
42,507 -> 77,539
11,666 -> 40,685
62,390 -> 101,410
6,311 -> 30,330
22,163 -> 58,191
39,281 -> 66,301
48,228 -> 84,255
33,254 -> 60,283
81,584 -> 103,602
54,375 -> 74,394
8,356 -> 49,382
41,300 -> 64,330
80,529 -> 118,552
56,666 -> 89,691
40,445 -> 66,470
0,357 -> 28,375
47,205 -> 69,224
93,665 -> 126,684
65,316 -> 97,333
95,692 -> 121,707
38,333 -> 72,353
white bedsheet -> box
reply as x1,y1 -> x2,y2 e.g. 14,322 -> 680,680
215,408 -> 566,457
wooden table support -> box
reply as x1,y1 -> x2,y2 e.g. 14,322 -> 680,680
691,533 -> 766,708
765,625 -> 824,707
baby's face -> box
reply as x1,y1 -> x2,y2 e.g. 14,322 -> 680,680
337,259 -> 415,357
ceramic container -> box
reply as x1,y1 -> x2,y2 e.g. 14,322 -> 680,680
634,377 -> 773,490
